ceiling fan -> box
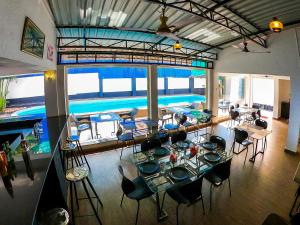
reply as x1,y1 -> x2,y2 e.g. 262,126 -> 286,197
232,42 -> 271,54
118,5 -> 201,41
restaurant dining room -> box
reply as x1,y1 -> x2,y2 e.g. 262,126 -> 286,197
1,0 -> 300,225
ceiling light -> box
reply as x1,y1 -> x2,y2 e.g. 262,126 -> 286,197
269,17 -> 283,33
174,40 -> 182,50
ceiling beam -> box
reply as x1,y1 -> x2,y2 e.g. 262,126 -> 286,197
144,0 -> 267,49
210,0 -> 264,32
198,18 -> 300,53
57,26 -> 222,51
153,0 -> 233,46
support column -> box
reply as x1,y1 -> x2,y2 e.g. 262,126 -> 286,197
147,65 -> 158,122
164,77 -> 168,95
189,77 -> 194,94
285,74 -> 300,153
44,65 -> 68,117
206,69 -> 214,111
99,73 -> 103,97
132,77 -> 136,96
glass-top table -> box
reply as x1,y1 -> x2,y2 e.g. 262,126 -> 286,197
130,140 -> 233,222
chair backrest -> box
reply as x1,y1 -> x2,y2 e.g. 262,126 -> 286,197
213,158 -> 232,181
179,114 -> 188,125
141,138 -> 161,151
130,108 -> 138,119
235,103 -> 240,108
116,126 -> 123,137
234,128 -> 248,144
174,113 -> 181,124
251,111 -> 257,120
231,111 -> 240,120
179,176 -> 204,202
203,109 -> 212,115
209,135 -> 226,151
257,109 -> 261,118
118,165 -> 135,195
255,119 -> 268,129
171,130 -> 187,144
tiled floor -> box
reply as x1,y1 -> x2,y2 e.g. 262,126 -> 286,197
72,119 -> 299,225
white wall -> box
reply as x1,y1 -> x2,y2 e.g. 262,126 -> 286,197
0,0 -> 57,76
103,78 -> 132,92
168,78 -> 189,89
214,27 -> 300,152
68,73 -> 99,95
7,75 -> 44,99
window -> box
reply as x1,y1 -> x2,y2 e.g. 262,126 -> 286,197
68,73 -> 99,95
168,78 -> 189,89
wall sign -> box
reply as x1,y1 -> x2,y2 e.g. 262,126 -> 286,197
47,44 -> 54,61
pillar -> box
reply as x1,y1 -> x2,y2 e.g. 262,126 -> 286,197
164,77 -> 168,95
189,77 -> 194,94
285,73 -> 300,153
44,65 -> 68,117
147,65 -> 158,122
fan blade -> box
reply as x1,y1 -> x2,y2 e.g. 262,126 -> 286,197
157,31 -> 179,41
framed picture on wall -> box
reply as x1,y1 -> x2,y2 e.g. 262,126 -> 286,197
20,17 -> 45,58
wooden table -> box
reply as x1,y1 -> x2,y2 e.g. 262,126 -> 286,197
236,123 -> 272,162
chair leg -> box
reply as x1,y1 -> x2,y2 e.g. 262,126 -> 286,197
70,181 -> 75,225
82,179 -> 103,225
120,193 -> 125,207
244,146 -> 249,164
86,177 -> 104,207
135,200 -> 140,225
176,204 -> 180,225
73,182 -> 80,209
228,178 -> 232,196
209,184 -> 213,211
160,192 -> 167,212
120,145 -> 124,160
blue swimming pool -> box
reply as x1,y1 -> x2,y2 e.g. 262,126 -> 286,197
13,95 -> 206,116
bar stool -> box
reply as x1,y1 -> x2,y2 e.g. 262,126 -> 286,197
39,208 -> 69,225
66,166 -> 103,225
68,136 -> 91,170
60,142 -> 84,171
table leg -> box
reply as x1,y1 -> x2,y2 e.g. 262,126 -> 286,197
152,193 -> 168,222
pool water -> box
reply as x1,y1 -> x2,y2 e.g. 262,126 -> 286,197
13,94 -> 206,116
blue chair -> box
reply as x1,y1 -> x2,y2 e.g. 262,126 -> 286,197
118,165 -> 154,225
119,108 -> 139,122
161,176 -> 205,225
116,126 -> 136,159
163,113 -> 180,131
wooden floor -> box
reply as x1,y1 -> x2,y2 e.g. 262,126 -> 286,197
73,119 -> 300,225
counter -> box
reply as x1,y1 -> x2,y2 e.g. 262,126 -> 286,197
0,115 -> 68,225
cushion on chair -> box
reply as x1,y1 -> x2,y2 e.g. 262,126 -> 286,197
77,123 -> 90,131
164,123 -> 179,130
118,133 -> 134,142
242,140 -> 253,146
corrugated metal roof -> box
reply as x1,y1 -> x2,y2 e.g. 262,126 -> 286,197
48,0 -> 300,53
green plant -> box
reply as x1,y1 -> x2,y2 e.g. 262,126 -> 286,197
0,77 -> 15,113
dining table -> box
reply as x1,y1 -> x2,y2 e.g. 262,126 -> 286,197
90,112 -> 121,138
166,106 -> 211,122
232,106 -> 257,116
236,123 -> 272,162
130,140 -> 233,222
